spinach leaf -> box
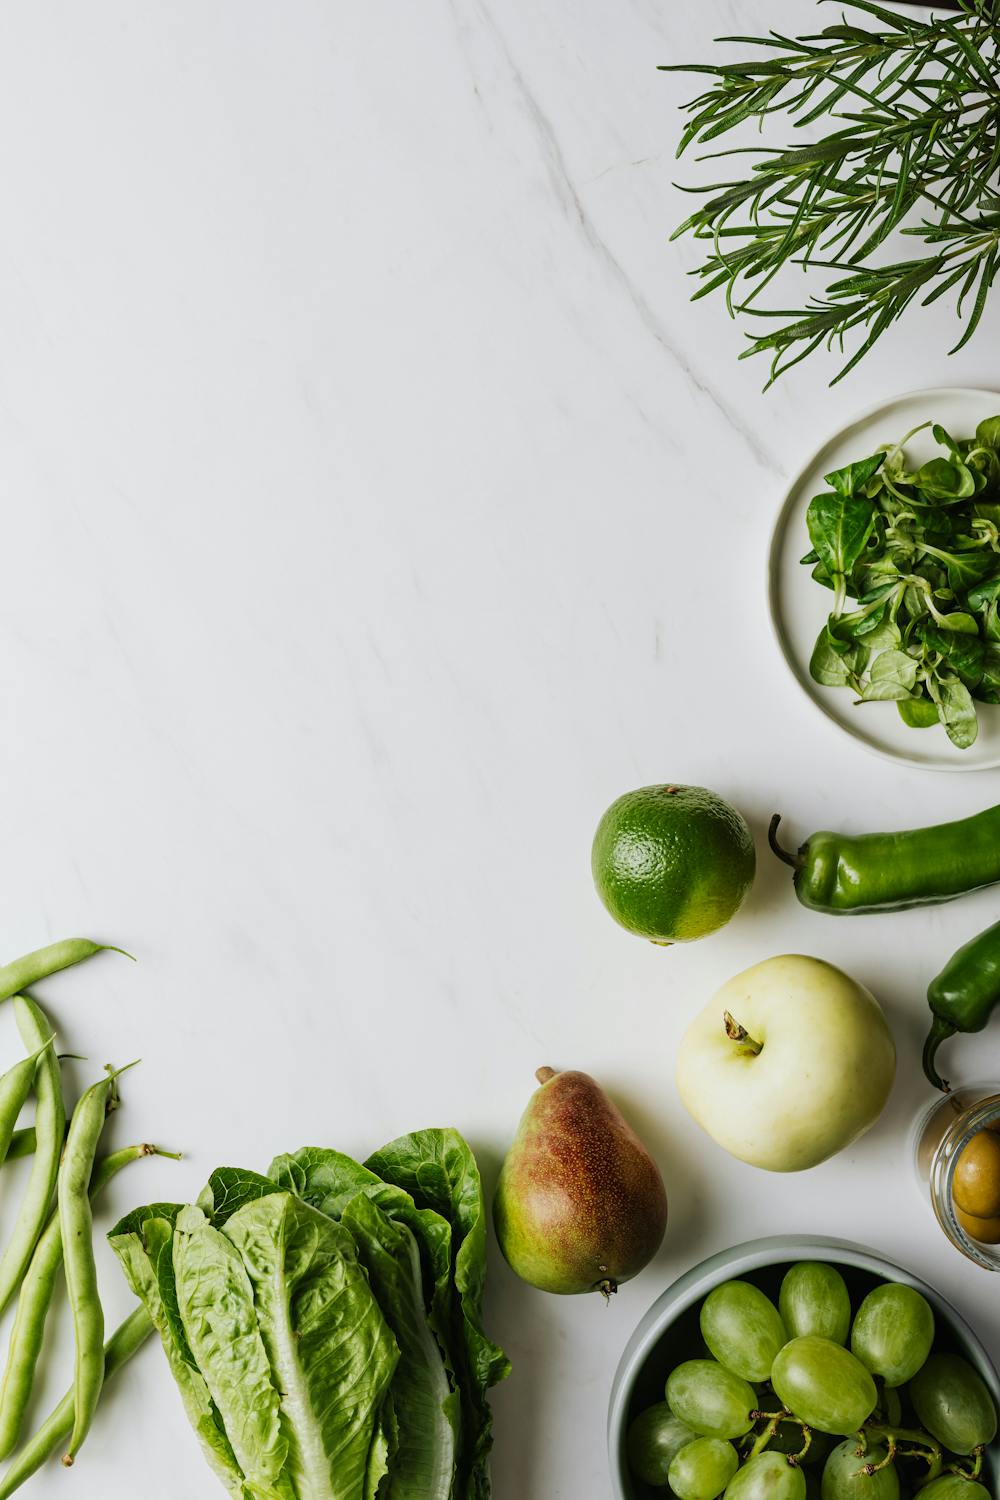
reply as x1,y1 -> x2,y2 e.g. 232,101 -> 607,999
976,416 -> 1000,449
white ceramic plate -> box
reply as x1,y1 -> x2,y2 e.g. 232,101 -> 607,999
768,387 -> 1000,771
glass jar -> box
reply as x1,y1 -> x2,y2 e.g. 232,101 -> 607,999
912,1084 -> 1000,1271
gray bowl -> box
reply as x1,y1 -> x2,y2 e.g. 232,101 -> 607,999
608,1235 -> 1000,1500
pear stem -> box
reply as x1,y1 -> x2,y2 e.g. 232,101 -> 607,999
596,1278 -> 618,1301
725,1011 -> 763,1057
535,1067 -> 557,1085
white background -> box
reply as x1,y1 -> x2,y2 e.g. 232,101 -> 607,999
0,3 -> 997,1495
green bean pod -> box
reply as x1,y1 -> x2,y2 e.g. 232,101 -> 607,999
0,1306 -> 152,1498
0,940 -> 129,1007
769,805 -> 1000,914
2,1132 -> 33,1165
59,1067 -> 137,1466
0,1001 -> 65,1319
0,1038 -> 53,1170
0,1143 -> 171,1460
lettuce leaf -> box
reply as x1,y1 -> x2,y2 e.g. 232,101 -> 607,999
222,1191 -> 399,1500
364,1132 -> 510,1500
109,1204 -> 252,1499
172,1204 -> 294,1499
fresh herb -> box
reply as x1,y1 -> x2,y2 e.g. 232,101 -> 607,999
664,0 -> 1000,385
801,414 -> 1000,748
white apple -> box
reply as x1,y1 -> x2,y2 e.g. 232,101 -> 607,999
676,954 -> 896,1172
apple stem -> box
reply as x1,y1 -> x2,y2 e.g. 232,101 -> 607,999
724,1011 -> 763,1057
535,1067 -> 557,1085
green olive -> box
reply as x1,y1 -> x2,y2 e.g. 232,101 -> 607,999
955,1204 -> 1000,1245
952,1127 -> 1000,1220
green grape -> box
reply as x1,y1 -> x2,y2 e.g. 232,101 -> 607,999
849,1284 -> 934,1388
669,1437 -> 739,1500
779,1263 -> 852,1346
700,1280 -> 789,1382
627,1403 -> 698,1488
918,1479 -> 991,1500
771,1336 -> 877,1435
665,1360 -> 756,1441
725,1451 -> 806,1500
820,1439 -> 899,1500
908,1353 -> 998,1455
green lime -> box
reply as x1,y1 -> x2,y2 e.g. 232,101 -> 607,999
591,784 -> 755,944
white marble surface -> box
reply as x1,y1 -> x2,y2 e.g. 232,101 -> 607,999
0,2 -> 998,1495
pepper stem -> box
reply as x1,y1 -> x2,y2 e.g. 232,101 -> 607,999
922,1017 -> 957,1094
725,1011 -> 763,1057
768,814 -> 802,870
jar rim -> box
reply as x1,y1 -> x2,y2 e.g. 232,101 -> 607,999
927,1088 -> 1000,1271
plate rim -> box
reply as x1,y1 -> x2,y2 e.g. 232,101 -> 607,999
767,385 -> 1000,773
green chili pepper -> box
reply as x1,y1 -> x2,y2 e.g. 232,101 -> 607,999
923,917 -> 1000,1092
768,806 -> 1000,914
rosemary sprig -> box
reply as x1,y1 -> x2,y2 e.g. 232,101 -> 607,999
664,0 -> 1000,386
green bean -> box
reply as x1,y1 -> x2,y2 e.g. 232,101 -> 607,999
0,1037 -> 53,1171
59,1062 -> 138,1466
2,1132 -> 32,1164
0,1001 -> 65,1319
0,1141 -> 177,1460
0,939 -> 129,1006
0,1306 -> 152,1497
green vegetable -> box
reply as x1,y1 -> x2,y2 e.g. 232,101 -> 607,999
797,420 -> 1000,748
0,1000 -> 65,1319
111,1129 -> 509,1500
0,938 -> 129,1005
664,1 -> 1000,385
59,1066 -> 138,1467
769,802 -> 1000,914
0,1306 -> 153,1499
924,914 -> 1000,1090
0,1038 -> 53,1172
0,1142 -> 175,1461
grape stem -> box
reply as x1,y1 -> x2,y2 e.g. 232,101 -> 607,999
863,1423 -> 943,1482
748,1411 -> 810,1465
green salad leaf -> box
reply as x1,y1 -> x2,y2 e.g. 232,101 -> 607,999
803,417 -> 1000,748
110,1129 -> 508,1500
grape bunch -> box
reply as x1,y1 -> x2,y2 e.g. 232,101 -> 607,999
627,1263 -> 997,1500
